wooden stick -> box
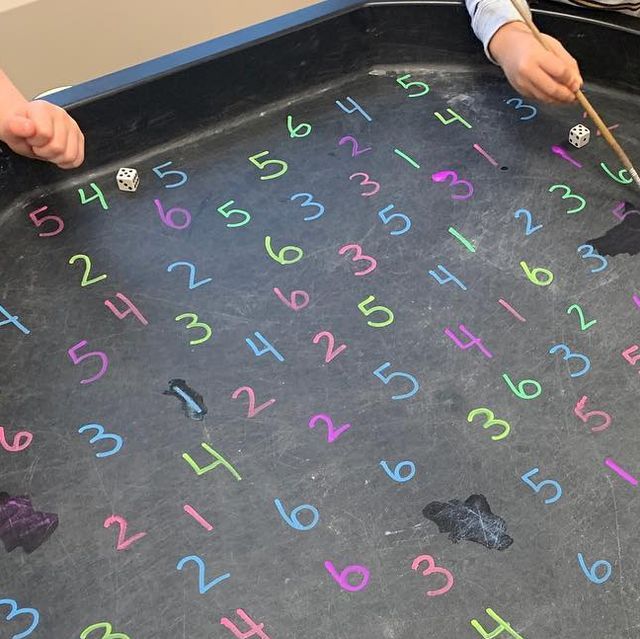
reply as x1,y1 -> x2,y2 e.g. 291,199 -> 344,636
508,0 -> 640,189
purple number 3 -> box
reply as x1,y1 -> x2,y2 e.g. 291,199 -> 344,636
431,170 -> 474,200
68,340 -> 109,384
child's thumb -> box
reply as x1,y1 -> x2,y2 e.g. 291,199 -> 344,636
7,115 -> 36,139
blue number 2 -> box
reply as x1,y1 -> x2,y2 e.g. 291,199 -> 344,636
167,261 -> 213,289
0,599 -> 39,639
176,555 -> 230,594
514,208 -> 543,236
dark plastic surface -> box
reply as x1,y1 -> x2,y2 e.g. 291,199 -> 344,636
1,2 -> 639,638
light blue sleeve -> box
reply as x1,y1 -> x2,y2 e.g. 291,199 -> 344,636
465,0 -> 530,62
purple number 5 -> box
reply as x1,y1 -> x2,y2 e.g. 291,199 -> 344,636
68,340 -> 109,384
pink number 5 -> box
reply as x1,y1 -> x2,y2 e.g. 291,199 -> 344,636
68,340 -> 109,384
574,395 -> 612,433
338,244 -> 377,276
431,170 -> 474,200
411,554 -> 454,597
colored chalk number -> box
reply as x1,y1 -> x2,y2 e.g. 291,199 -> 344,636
411,554 -> 454,597
373,362 -> 420,400
264,236 -> 304,265
290,193 -> 325,221
103,514 -> 147,550
167,261 -> 213,289
428,264 -> 467,290
68,340 -> 109,384
574,396 -> 612,433
273,287 -> 310,311
471,608 -> 524,639
308,413 -> 352,443
358,295 -> 394,328
378,204 -> 412,235
182,442 -> 242,480
566,304 -> 597,331
78,424 -> 124,458
0,426 -> 33,452
220,609 -> 272,639
249,151 -> 288,180
505,96 -> 537,121
467,408 -> 510,441
396,73 -> 430,97
155,198 -> 192,229
78,182 -> 108,210
434,108 -> 472,128
152,160 -> 188,188
339,135 -> 372,157
502,373 -> 542,400
519,261 -> 554,286
0,303 -> 30,335
338,243 -> 377,276
444,324 -> 493,358
431,170 -> 474,200
577,552 -> 613,585
231,386 -> 276,418
273,498 -> 319,531
105,293 -> 149,326
246,331 -> 285,362
349,172 -> 381,197
577,244 -> 608,273
548,184 -> 586,215
514,208 -> 543,236
175,313 -> 212,345
28,205 -> 64,237
313,330 -> 347,363
68,254 -> 107,287
0,598 -> 39,639
335,97 -> 372,122
379,460 -> 416,483
80,622 -> 130,639
177,555 -> 230,593
600,162 -> 632,185
324,560 -> 370,592
521,467 -> 562,504
217,200 -> 251,228
286,115 -> 312,138
548,344 -> 591,378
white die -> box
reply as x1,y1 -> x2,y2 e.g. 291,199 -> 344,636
116,167 -> 139,192
569,124 -> 590,148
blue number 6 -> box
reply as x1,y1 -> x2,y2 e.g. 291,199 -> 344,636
274,498 -> 319,531
0,599 -> 39,639
577,553 -> 612,585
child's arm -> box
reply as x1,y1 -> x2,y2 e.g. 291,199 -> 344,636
466,0 -> 583,104
0,69 -> 84,169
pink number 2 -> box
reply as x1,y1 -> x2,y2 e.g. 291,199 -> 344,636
104,514 -> 147,551
308,413 -> 351,443
312,331 -> 347,363
67,340 -> 109,384
0,426 -> 33,452
411,554 -> 454,597
231,386 -> 276,418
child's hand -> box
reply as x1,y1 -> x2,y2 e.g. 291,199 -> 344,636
0,99 -> 84,169
489,22 -> 583,104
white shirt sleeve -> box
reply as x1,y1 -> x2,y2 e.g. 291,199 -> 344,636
465,0 -> 531,62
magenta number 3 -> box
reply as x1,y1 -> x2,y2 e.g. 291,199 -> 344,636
67,340 -> 109,384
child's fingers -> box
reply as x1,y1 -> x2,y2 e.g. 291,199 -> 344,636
544,37 -> 583,91
538,49 -> 575,87
6,115 -> 36,140
527,64 -> 576,103
56,129 -> 83,169
24,100 -> 56,147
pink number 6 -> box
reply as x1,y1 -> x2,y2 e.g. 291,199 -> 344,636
411,554 -> 454,597
67,340 -> 109,384
324,560 -> 370,592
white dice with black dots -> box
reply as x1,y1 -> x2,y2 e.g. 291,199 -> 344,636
569,124 -> 590,149
116,167 -> 139,192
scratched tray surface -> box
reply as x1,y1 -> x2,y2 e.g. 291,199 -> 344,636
2,65 -> 640,639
